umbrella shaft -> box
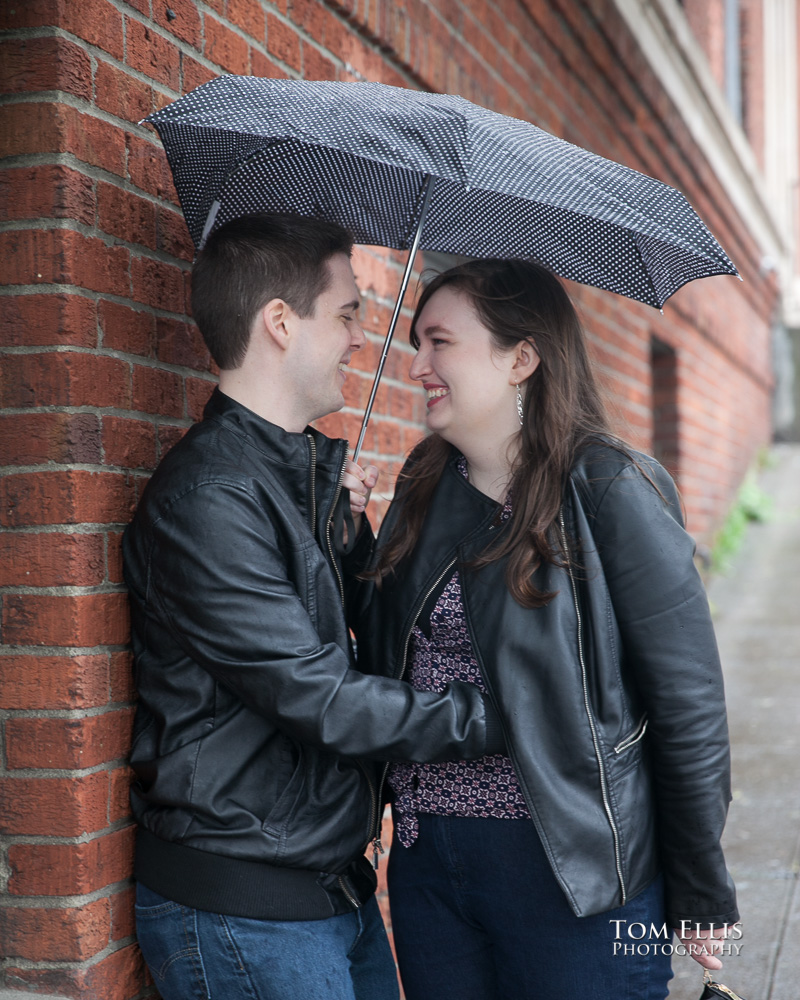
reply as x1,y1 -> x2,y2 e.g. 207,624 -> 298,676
353,175 -> 435,464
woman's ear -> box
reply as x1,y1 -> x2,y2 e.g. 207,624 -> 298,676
511,338 -> 540,383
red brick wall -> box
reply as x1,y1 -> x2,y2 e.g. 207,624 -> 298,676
0,1 -> 776,996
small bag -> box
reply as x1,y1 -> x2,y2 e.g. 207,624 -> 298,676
700,968 -> 748,1000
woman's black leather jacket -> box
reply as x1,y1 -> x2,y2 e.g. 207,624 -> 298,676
123,390 -> 501,919
356,441 -> 739,928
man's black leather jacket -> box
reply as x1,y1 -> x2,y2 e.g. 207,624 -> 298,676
356,441 -> 739,928
123,389 -> 501,920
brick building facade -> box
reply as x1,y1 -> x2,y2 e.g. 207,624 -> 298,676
1,0 -> 796,996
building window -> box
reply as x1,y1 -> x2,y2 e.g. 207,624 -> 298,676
651,336 -> 679,478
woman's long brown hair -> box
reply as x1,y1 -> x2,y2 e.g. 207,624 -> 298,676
372,258 -> 627,608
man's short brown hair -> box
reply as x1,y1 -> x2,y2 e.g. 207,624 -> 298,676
191,213 -> 354,370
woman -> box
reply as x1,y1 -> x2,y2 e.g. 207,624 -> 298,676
355,259 -> 739,1000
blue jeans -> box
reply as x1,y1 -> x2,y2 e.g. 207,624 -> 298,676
388,814 -> 673,1000
135,883 -> 399,1000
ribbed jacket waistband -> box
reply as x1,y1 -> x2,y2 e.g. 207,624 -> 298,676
135,827 -> 376,920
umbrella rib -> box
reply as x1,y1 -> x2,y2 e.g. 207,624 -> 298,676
196,143 -> 287,251
632,233 -> 664,309
353,174 -> 436,463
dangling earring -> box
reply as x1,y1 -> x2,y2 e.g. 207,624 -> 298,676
515,381 -> 524,426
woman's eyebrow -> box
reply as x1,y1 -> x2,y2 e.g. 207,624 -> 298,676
420,323 -> 452,337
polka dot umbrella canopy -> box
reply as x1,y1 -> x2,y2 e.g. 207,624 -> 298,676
144,75 -> 738,455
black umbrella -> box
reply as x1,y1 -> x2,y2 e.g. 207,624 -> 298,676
144,76 -> 738,458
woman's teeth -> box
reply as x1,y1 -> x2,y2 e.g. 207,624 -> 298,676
426,388 -> 449,399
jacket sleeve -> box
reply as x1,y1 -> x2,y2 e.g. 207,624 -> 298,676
148,481 -> 498,763
587,459 -> 739,928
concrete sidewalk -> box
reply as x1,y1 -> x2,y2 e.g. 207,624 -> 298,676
668,444 -> 800,999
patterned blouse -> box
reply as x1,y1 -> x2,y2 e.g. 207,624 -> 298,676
388,459 -> 531,847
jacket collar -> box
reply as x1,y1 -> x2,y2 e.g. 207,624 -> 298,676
379,447 -> 500,590
203,388 -> 348,541
204,388 -> 346,471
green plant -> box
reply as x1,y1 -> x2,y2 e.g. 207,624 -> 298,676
710,473 -> 773,573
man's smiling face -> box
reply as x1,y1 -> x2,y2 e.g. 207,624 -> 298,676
284,253 -> 365,424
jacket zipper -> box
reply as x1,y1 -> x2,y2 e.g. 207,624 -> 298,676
307,432 -> 348,606
558,508 -> 627,906
371,557 -> 458,864
337,874 -> 361,909
325,451 -> 348,609
614,714 -> 648,754
306,434 -> 317,534
313,438 -> 380,865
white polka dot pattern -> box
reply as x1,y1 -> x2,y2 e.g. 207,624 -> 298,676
145,76 -> 738,308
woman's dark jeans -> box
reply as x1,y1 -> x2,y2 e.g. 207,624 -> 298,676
388,813 -> 673,1000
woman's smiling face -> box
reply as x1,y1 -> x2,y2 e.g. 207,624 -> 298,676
409,286 -> 525,455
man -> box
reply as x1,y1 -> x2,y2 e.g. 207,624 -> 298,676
123,213 -> 503,1000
